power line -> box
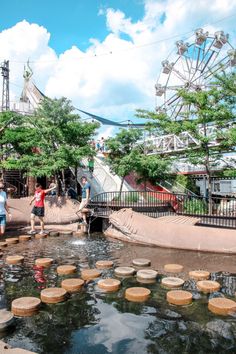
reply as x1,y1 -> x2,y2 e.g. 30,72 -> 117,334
0,13 -> 235,65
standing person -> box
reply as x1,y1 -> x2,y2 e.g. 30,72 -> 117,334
78,176 -> 91,225
0,182 -> 12,237
87,157 -> 94,176
29,183 -> 56,235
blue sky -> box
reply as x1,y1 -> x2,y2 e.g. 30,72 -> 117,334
0,0 -> 236,137
0,0 -> 144,53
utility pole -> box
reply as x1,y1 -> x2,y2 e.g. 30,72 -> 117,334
1,60 -> 10,111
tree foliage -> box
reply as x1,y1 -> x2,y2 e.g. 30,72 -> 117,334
106,128 -> 171,191
137,72 -> 236,200
0,97 -> 99,177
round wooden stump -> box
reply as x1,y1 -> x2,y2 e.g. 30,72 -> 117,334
35,233 -> 47,239
57,265 -> 77,275
98,278 -> 121,292
132,258 -> 151,267
5,238 -> 19,245
137,277 -> 156,284
96,260 -> 114,269
208,297 -> 236,316
0,242 -> 7,248
125,287 -> 151,302
49,231 -> 59,237
114,267 -> 135,277
164,264 -> 183,273
189,270 -> 210,281
81,269 -> 102,280
61,278 -> 84,293
161,277 -> 185,289
73,230 -> 85,237
59,230 -> 73,236
41,288 -> 67,304
197,280 -> 221,293
136,269 -> 157,280
6,255 -> 24,265
19,235 -> 31,242
167,290 -> 193,306
11,297 -> 41,316
0,309 -> 14,330
35,258 -> 53,268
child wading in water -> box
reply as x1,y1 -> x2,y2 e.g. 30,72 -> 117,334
78,176 -> 91,226
29,183 -> 56,234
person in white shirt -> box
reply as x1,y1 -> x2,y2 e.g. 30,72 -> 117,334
0,182 -> 11,237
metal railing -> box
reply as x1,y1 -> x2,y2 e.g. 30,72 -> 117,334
89,190 -> 177,218
89,190 -> 236,229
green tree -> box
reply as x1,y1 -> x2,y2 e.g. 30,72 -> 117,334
0,97 -> 99,191
106,128 -> 172,192
137,72 -> 236,212
106,128 -> 140,193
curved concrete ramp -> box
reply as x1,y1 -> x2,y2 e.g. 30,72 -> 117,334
7,197 -> 80,225
105,208 -> 236,254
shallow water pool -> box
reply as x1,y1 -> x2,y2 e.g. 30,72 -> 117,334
0,233 -> 236,354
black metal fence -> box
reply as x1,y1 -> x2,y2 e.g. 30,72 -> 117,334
89,190 -> 236,229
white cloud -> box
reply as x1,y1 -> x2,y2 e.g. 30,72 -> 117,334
0,0 -> 235,125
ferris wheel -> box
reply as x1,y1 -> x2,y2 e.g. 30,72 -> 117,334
155,29 -> 236,120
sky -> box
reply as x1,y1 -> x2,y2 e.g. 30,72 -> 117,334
0,0 -> 236,138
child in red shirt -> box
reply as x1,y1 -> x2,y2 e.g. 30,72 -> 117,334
29,183 -> 56,234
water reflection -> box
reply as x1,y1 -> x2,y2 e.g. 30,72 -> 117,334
0,233 -> 235,353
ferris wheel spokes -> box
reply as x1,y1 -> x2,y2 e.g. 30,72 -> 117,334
155,28 -> 235,120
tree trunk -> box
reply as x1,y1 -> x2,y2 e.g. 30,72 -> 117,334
55,173 -> 61,196
119,176 -> 125,197
74,164 -> 78,194
203,123 -> 212,215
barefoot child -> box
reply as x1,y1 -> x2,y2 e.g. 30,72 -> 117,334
29,183 -> 56,234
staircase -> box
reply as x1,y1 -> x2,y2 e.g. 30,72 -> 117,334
1,170 -> 25,197
74,156 -> 132,197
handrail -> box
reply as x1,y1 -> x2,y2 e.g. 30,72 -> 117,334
89,190 -> 236,228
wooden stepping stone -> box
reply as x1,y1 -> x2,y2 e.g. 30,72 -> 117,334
208,297 -> 236,316
136,269 -> 157,280
81,269 -> 102,280
197,280 -> 221,293
137,277 -> 156,284
98,278 -> 121,292
61,278 -> 84,293
11,297 -> 41,316
164,264 -> 183,273
41,288 -> 67,304
125,287 -> 151,302
5,238 -> 19,245
0,309 -> 14,330
35,233 -> 47,239
57,265 -> 77,275
19,235 -> 31,242
167,290 -> 193,306
114,267 -> 135,277
161,277 -> 184,288
73,230 -> 85,237
0,242 -> 7,248
35,258 -> 53,267
96,260 -> 114,269
59,230 -> 73,236
189,270 -> 210,281
49,231 -> 59,237
6,255 -> 24,265
132,258 -> 151,267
